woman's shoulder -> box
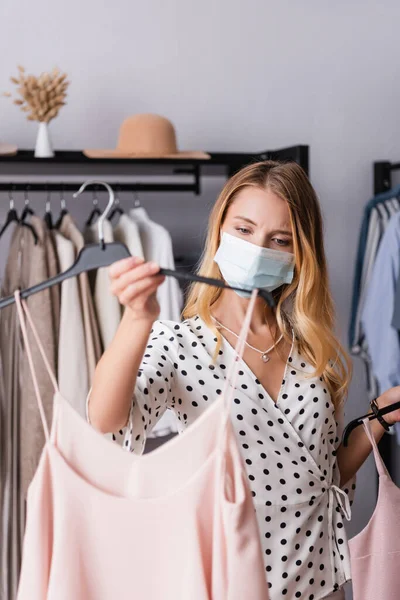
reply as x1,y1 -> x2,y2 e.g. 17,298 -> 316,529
150,315 -> 207,343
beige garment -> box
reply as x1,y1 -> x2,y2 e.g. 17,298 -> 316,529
59,215 -> 102,380
84,219 -> 121,349
0,220 -> 59,596
19,217 -> 59,497
113,213 -> 144,259
0,310 -> 7,600
53,231 -> 89,416
0,225 -> 24,599
44,222 -> 61,353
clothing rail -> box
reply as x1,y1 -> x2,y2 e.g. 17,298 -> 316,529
0,182 -> 198,194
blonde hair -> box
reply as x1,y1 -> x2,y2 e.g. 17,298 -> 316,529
183,160 -> 352,410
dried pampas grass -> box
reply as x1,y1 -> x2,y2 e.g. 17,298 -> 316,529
3,65 -> 70,123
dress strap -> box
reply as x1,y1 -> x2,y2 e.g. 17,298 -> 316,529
362,417 -> 390,478
14,290 -> 59,443
219,289 -> 258,430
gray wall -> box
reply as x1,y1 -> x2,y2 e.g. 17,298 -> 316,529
2,1 -> 400,594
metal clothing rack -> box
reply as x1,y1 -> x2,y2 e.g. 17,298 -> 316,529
0,182 -> 198,194
0,146 -> 309,196
372,159 -> 400,479
374,160 -> 400,195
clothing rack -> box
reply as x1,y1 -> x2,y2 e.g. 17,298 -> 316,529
372,159 -> 398,478
374,160 -> 400,195
0,182 -> 198,194
0,146 -> 309,196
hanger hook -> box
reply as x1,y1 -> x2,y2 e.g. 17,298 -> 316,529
60,184 -> 66,211
46,187 -> 51,213
73,180 -> 115,248
24,186 -> 30,206
115,185 -> 121,206
8,187 -> 15,210
133,191 -> 141,208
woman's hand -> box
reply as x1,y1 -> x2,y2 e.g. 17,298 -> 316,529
109,256 -> 165,322
376,386 -> 400,425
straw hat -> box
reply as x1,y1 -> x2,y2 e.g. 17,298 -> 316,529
84,114 -> 210,159
0,143 -> 17,156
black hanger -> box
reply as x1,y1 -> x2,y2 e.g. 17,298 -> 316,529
20,187 -> 35,222
0,180 -> 275,311
0,190 -> 38,244
0,196 -> 19,237
85,187 -> 102,226
342,400 -> 400,446
108,187 -> 124,222
55,185 -> 68,229
43,187 -> 53,230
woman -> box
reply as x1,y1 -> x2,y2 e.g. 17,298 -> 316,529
88,161 -> 400,600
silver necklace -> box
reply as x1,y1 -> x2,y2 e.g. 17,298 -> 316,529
211,316 -> 284,363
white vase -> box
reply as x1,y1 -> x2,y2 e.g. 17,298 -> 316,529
34,121 -> 54,158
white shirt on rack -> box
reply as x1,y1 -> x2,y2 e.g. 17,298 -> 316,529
129,208 -> 183,322
113,213 -> 144,260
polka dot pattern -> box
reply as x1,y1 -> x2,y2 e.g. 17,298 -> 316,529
112,316 -> 355,599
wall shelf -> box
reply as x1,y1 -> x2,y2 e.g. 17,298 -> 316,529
0,146 -> 309,195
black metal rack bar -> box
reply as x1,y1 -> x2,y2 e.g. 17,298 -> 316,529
0,182 -> 197,194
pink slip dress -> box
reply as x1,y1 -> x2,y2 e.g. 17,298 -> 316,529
15,289 -> 269,600
349,418 -> 400,599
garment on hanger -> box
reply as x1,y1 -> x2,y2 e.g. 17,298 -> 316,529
0,321 -> 6,600
349,186 -> 400,400
17,217 -> 60,498
0,219 -> 59,598
391,273 -> 400,330
129,206 -> 182,438
0,226 -> 23,600
0,218 -> 17,288
59,214 -> 102,380
112,212 -> 144,259
42,216 -> 61,352
16,290 -> 269,600
84,219 -> 121,349
349,418 -> 400,599
130,207 -> 183,322
361,212 -> 400,441
53,231 -> 89,416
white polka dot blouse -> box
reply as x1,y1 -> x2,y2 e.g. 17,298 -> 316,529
114,316 -> 356,600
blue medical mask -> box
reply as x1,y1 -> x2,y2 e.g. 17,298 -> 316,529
214,232 -> 295,297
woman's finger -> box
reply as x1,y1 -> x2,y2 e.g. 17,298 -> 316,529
118,275 -> 165,305
110,261 -> 160,295
109,256 -> 144,279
